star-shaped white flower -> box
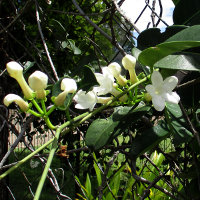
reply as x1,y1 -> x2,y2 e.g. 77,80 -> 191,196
94,67 -> 115,95
145,71 -> 180,111
73,90 -> 97,111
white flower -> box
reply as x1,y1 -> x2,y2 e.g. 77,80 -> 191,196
54,78 -> 77,106
6,61 -> 33,99
94,67 -> 115,95
94,67 -> 128,102
73,90 -> 97,111
108,62 -> 127,86
3,94 -> 29,112
122,54 -> 138,84
145,71 -> 180,111
28,71 -> 48,99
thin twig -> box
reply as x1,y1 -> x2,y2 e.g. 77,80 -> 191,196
112,0 -> 140,34
35,0 -> 58,81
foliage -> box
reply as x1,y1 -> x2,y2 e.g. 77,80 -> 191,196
1,0 -> 200,200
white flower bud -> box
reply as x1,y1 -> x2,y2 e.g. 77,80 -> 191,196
122,55 -> 138,84
108,62 -> 127,86
4,94 -> 29,112
6,61 -> 33,99
28,71 -> 48,99
54,78 -> 77,106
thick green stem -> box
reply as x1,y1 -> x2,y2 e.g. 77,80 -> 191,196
0,138 -> 54,180
41,100 -> 46,114
28,109 -> 42,117
44,116 -> 57,130
32,99 -> 44,115
46,105 -> 56,116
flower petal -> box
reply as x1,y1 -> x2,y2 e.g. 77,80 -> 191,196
61,78 -> 77,93
152,96 -> 165,111
151,71 -> 163,86
163,92 -> 180,104
74,90 -> 97,111
163,76 -> 178,92
28,71 -> 48,91
145,85 -> 156,97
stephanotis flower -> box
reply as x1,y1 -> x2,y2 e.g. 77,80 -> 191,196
3,94 -> 29,112
94,67 -> 128,102
73,90 -> 97,111
28,71 -> 48,99
145,71 -> 180,111
122,54 -> 138,84
6,61 -> 33,99
54,78 -> 77,106
73,90 -> 113,111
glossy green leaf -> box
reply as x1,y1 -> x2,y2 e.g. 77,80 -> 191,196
138,25 -> 200,67
165,103 -> 193,145
139,41 -> 200,67
85,174 -> 92,199
130,120 -> 169,158
77,66 -> 99,92
173,0 -> 200,25
154,52 -> 200,71
85,105 -> 150,150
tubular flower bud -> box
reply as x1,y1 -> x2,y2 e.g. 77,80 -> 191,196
108,62 -> 127,86
6,61 -> 33,99
122,55 -> 138,84
54,78 -> 77,106
4,94 -> 29,112
28,71 -> 48,99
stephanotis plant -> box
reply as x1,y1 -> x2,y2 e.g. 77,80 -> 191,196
2,55 -> 181,200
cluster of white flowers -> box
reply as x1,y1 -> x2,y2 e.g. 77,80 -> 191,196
3,55 -> 180,113
73,54 -> 138,111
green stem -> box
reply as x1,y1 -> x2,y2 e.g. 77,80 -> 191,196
0,138 -> 54,180
29,76 -> 150,200
32,99 -> 44,115
44,116 -> 57,130
41,100 -> 46,114
28,109 -> 42,117
34,127 -> 62,200
46,105 -> 56,116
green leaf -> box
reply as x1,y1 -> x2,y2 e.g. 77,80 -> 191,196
165,103 -> 193,145
173,0 -> 200,25
138,41 -> 200,67
172,0 -> 180,5
85,105 -> 150,150
130,120 -> 169,158
137,25 -> 187,50
77,66 -> 99,92
138,25 -> 200,67
67,39 -> 81,55
23,61 -> 35,73
154,52 -> 200,71
85,174 -> 92,199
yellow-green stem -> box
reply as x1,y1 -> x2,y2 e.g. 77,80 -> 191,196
0,138 -> 54,180
32,99 -> 44,115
